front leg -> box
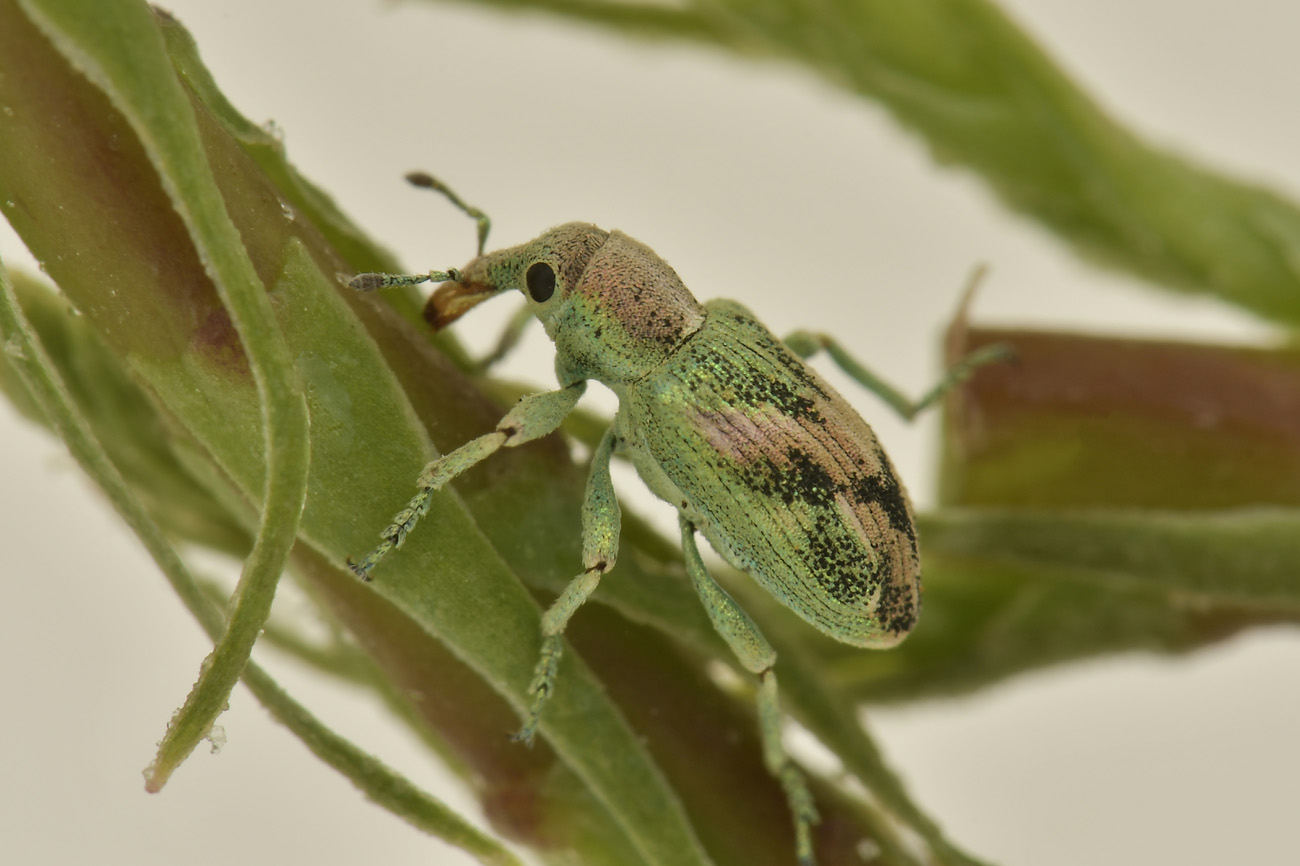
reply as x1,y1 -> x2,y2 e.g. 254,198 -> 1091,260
348,381 -> 586,579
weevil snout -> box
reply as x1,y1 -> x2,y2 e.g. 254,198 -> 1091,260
423,223 -> 611,332
424,270 -> 502,330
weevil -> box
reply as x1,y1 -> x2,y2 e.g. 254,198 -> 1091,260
348,173 -> 1008,866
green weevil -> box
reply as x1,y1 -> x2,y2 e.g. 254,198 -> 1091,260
348,173 -> 1007,865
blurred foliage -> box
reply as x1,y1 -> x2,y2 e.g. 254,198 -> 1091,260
423,0 -> 1300,327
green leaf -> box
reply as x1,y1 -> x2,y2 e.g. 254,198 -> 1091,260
941,327 -> 1300,510
922,507 -> 1300,610
0,272 -> 250,552
826,556 -> 1283,704
16,0 -> 314,791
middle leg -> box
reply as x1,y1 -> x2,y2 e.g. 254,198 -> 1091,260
516,425 -> 622,744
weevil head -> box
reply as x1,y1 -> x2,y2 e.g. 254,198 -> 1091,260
427,223 -> 705,387
426,222 -> 608,330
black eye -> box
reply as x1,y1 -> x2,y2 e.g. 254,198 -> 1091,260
525,262 -> 556,302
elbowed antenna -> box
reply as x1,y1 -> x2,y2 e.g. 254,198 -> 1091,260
404,171 -> 491,256
346,170 -> 489,293
348,268 -> 461,292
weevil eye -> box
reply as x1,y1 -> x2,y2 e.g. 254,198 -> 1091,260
525,262 -> 556,302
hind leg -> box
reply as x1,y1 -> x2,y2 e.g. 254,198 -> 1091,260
679,517 -> 819,866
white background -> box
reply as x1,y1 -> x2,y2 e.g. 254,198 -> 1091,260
2,1 -> 1298,864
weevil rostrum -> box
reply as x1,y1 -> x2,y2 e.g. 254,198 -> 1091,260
348,174 -> 1006,865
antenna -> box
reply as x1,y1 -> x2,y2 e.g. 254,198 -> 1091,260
404,171 -> 491,256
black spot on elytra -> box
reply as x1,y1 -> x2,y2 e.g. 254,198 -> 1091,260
773,347 -> 830,400
688,344 -> 823,423
850,472 -> 915,546
734,447 -> 917,611
804,509 -> 917,627
729,309 -> 831,401
745,448 -> 837,508
874,575 -> 918,635
804,514 -> 873,606
742,445 -> 913,544
675,313 -> 918,617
